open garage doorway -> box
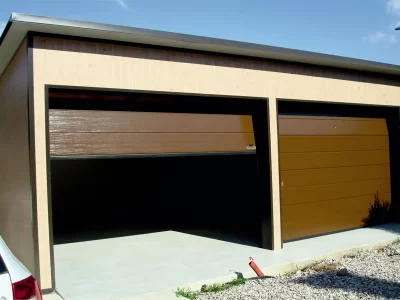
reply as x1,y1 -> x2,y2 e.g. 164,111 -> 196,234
51,153 -> 260,247
47,88 -> 272,299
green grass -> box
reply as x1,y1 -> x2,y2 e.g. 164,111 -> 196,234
202,284 -> 226,293
227,277 -> 247,287
175,288 -> 200,300
175,278 -> 247,299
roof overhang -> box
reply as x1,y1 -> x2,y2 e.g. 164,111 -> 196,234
1,13 -> 400,78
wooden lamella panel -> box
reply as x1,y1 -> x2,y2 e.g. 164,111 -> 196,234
279,116 -> 391,241
0,40 -> 36,275
49,109 -> 255,156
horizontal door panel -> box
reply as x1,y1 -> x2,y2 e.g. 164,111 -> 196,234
282,179 -> 391,206
280,150 -> 389,170
281,164 -> 391,188
49,132 -> 256,156
280,136 -> 389,153
282,192 -> 391,241
279,116 -> 388,136
49,109 -> 254,133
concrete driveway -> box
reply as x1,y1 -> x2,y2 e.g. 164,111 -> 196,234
52,225 -> 400,300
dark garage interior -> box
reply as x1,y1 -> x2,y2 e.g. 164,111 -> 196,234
50,153 -> 262,247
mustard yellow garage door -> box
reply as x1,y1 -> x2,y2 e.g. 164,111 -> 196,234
279,116 -> 391,241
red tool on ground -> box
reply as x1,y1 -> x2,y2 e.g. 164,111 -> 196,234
249,256 -> 264,277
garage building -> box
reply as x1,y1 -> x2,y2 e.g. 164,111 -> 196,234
0,13 -> 399,294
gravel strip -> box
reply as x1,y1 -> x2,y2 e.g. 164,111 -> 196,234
198,241 -> 400,300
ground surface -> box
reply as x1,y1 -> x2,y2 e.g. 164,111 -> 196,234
198,241 -> 400,300
53,224 -> 400,300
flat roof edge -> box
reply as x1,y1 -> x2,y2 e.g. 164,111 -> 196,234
2,13 -> 400,76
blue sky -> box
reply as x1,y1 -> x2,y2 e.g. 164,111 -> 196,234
1,0 -> 400,65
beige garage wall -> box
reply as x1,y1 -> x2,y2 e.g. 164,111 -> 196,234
31,37 -> 400,289
32,37 -> 400,105
0,40 -> 35,274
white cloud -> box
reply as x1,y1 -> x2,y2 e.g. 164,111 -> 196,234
387,20 -> 400,29
365,1 -> 400,44
367,31 -> 397,43
388,0 -> 400,15
114,0 -> 129,10
368,32 -> 386,42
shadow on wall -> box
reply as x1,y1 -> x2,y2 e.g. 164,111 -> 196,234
295,272 -> 400,298
362,191 -> 391,227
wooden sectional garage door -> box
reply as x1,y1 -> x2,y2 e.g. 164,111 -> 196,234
48,109 -> 255,156
49,109 -> 391,241
279,116 -> 391,241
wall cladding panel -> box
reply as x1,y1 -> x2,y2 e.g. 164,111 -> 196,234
0,40 -> 35,274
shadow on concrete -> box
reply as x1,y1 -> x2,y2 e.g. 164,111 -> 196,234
295,272 -> 400,299
369,223 -> 400,235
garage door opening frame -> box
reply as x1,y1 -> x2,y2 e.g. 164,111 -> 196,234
42,85 -> 281,291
